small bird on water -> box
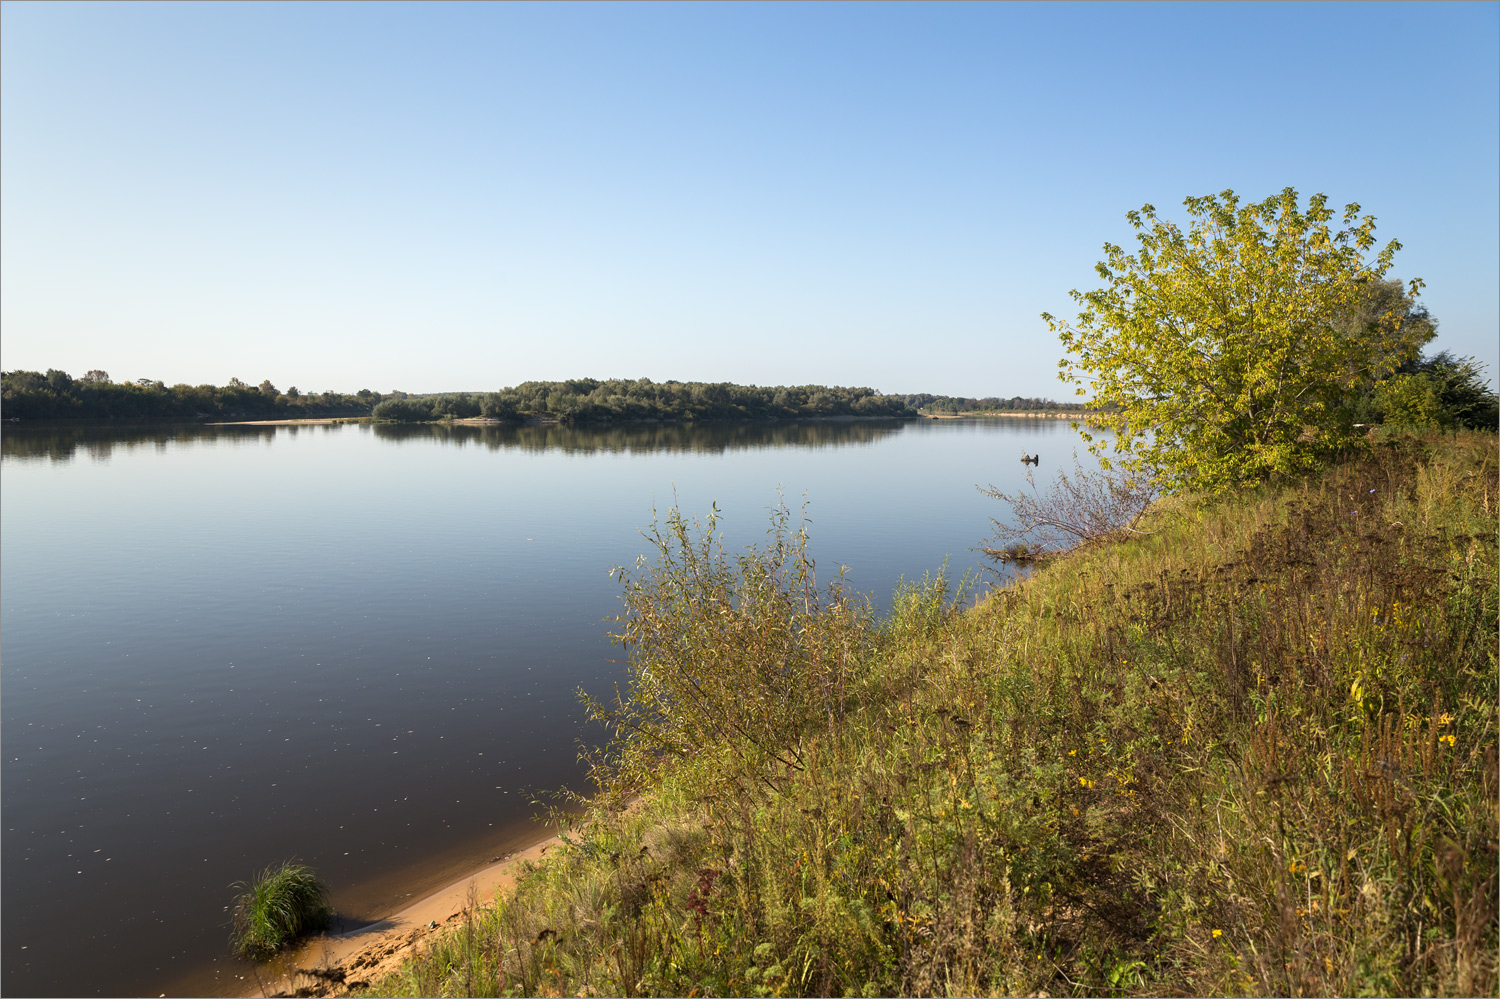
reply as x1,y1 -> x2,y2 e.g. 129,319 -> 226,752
1021,453 -> 1040,465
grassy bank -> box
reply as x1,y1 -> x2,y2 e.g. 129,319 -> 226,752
348,432 -> 1496,998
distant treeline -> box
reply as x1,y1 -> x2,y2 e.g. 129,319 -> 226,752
903,394 -> 1082,414
371,378 -> 918,422
373,384 -> 1082,422
0,371 -> 924,423
2,369 -> 1085,425
0,370 -> 377,420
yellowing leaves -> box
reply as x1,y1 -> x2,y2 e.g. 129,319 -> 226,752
1048,187 -> 1429,494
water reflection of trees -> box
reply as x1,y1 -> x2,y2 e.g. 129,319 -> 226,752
906,417 -> 1068,438
1,419 -> 917,462
0,422 -> 288,463
370,420 -> 907,454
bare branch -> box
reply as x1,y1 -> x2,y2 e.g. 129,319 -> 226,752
978,451 -> 1160,564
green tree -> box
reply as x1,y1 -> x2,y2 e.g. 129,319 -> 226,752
479,392 -> 519,420
1372,351 -> 1497,430
1374,372 -> 1452,430
1047,187 -> 1432,493
372,397 -> 433,421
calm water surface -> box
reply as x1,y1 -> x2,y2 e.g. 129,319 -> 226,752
1,418 -> 1088,997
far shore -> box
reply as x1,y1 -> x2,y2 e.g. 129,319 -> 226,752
208,417 -> 374,426
926,410 -> 1095,420
239,830 -> 562,999
14,412 -> 1105,431
211,413 -> 923,428
9,412 -> 1095,428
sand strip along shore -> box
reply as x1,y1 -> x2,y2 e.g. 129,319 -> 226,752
241,833 -> 561,999
209,418 -> 371,426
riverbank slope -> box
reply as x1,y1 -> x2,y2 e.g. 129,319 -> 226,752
325,431 -> 1497,998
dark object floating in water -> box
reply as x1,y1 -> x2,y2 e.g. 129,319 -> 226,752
1021,453 -> 1039,465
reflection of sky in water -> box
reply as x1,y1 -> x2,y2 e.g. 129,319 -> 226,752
0,418 -> 1098,997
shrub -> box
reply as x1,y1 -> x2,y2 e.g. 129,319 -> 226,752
978,450 -> 1159,563
582,499 -> 872,801
229,861 -> 332,961
1373,352 -> 1499,430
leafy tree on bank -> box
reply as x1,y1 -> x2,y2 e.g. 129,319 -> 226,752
1047,187 -> 1435,493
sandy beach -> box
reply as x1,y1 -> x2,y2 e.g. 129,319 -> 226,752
240,833 -> 560,999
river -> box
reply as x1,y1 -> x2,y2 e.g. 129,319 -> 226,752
0,416 -> 1088,997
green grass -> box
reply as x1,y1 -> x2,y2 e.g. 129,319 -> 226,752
230,860 -> 333,962
352,430 -> 1496,998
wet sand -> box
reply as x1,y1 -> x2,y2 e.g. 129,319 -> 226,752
239,833 -> 560,999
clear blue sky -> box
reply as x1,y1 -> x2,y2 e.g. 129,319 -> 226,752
2,1 -> 1496,397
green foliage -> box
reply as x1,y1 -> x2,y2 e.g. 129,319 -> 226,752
479,391 -> 519,420
583,500 -> 874,801
1375,372 -> 1456,430
1331,290 -> 1496,433
908,393 -> 1080,415
1048,188 -> 1434,494
371,397 -> 437,422
3,371 -> 922,424
1,369 -> 379,419
490,378 -> 916,423
229,861 -> 332,961
1419,354 -> 1499,429
428,392 -> 482,419
374,378 -> 918,423
1371,351 -> 1498,431
356,432 -> 1496,998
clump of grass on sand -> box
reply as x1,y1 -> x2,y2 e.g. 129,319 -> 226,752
349,431 -> 1496,999
231,860 -> 333,961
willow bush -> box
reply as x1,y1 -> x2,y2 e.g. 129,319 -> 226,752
582,500 -> 874,802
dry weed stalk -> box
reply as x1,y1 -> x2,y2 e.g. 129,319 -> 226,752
979,451 -> 1159,563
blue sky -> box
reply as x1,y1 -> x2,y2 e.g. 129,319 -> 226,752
2,1 -> 1496,397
